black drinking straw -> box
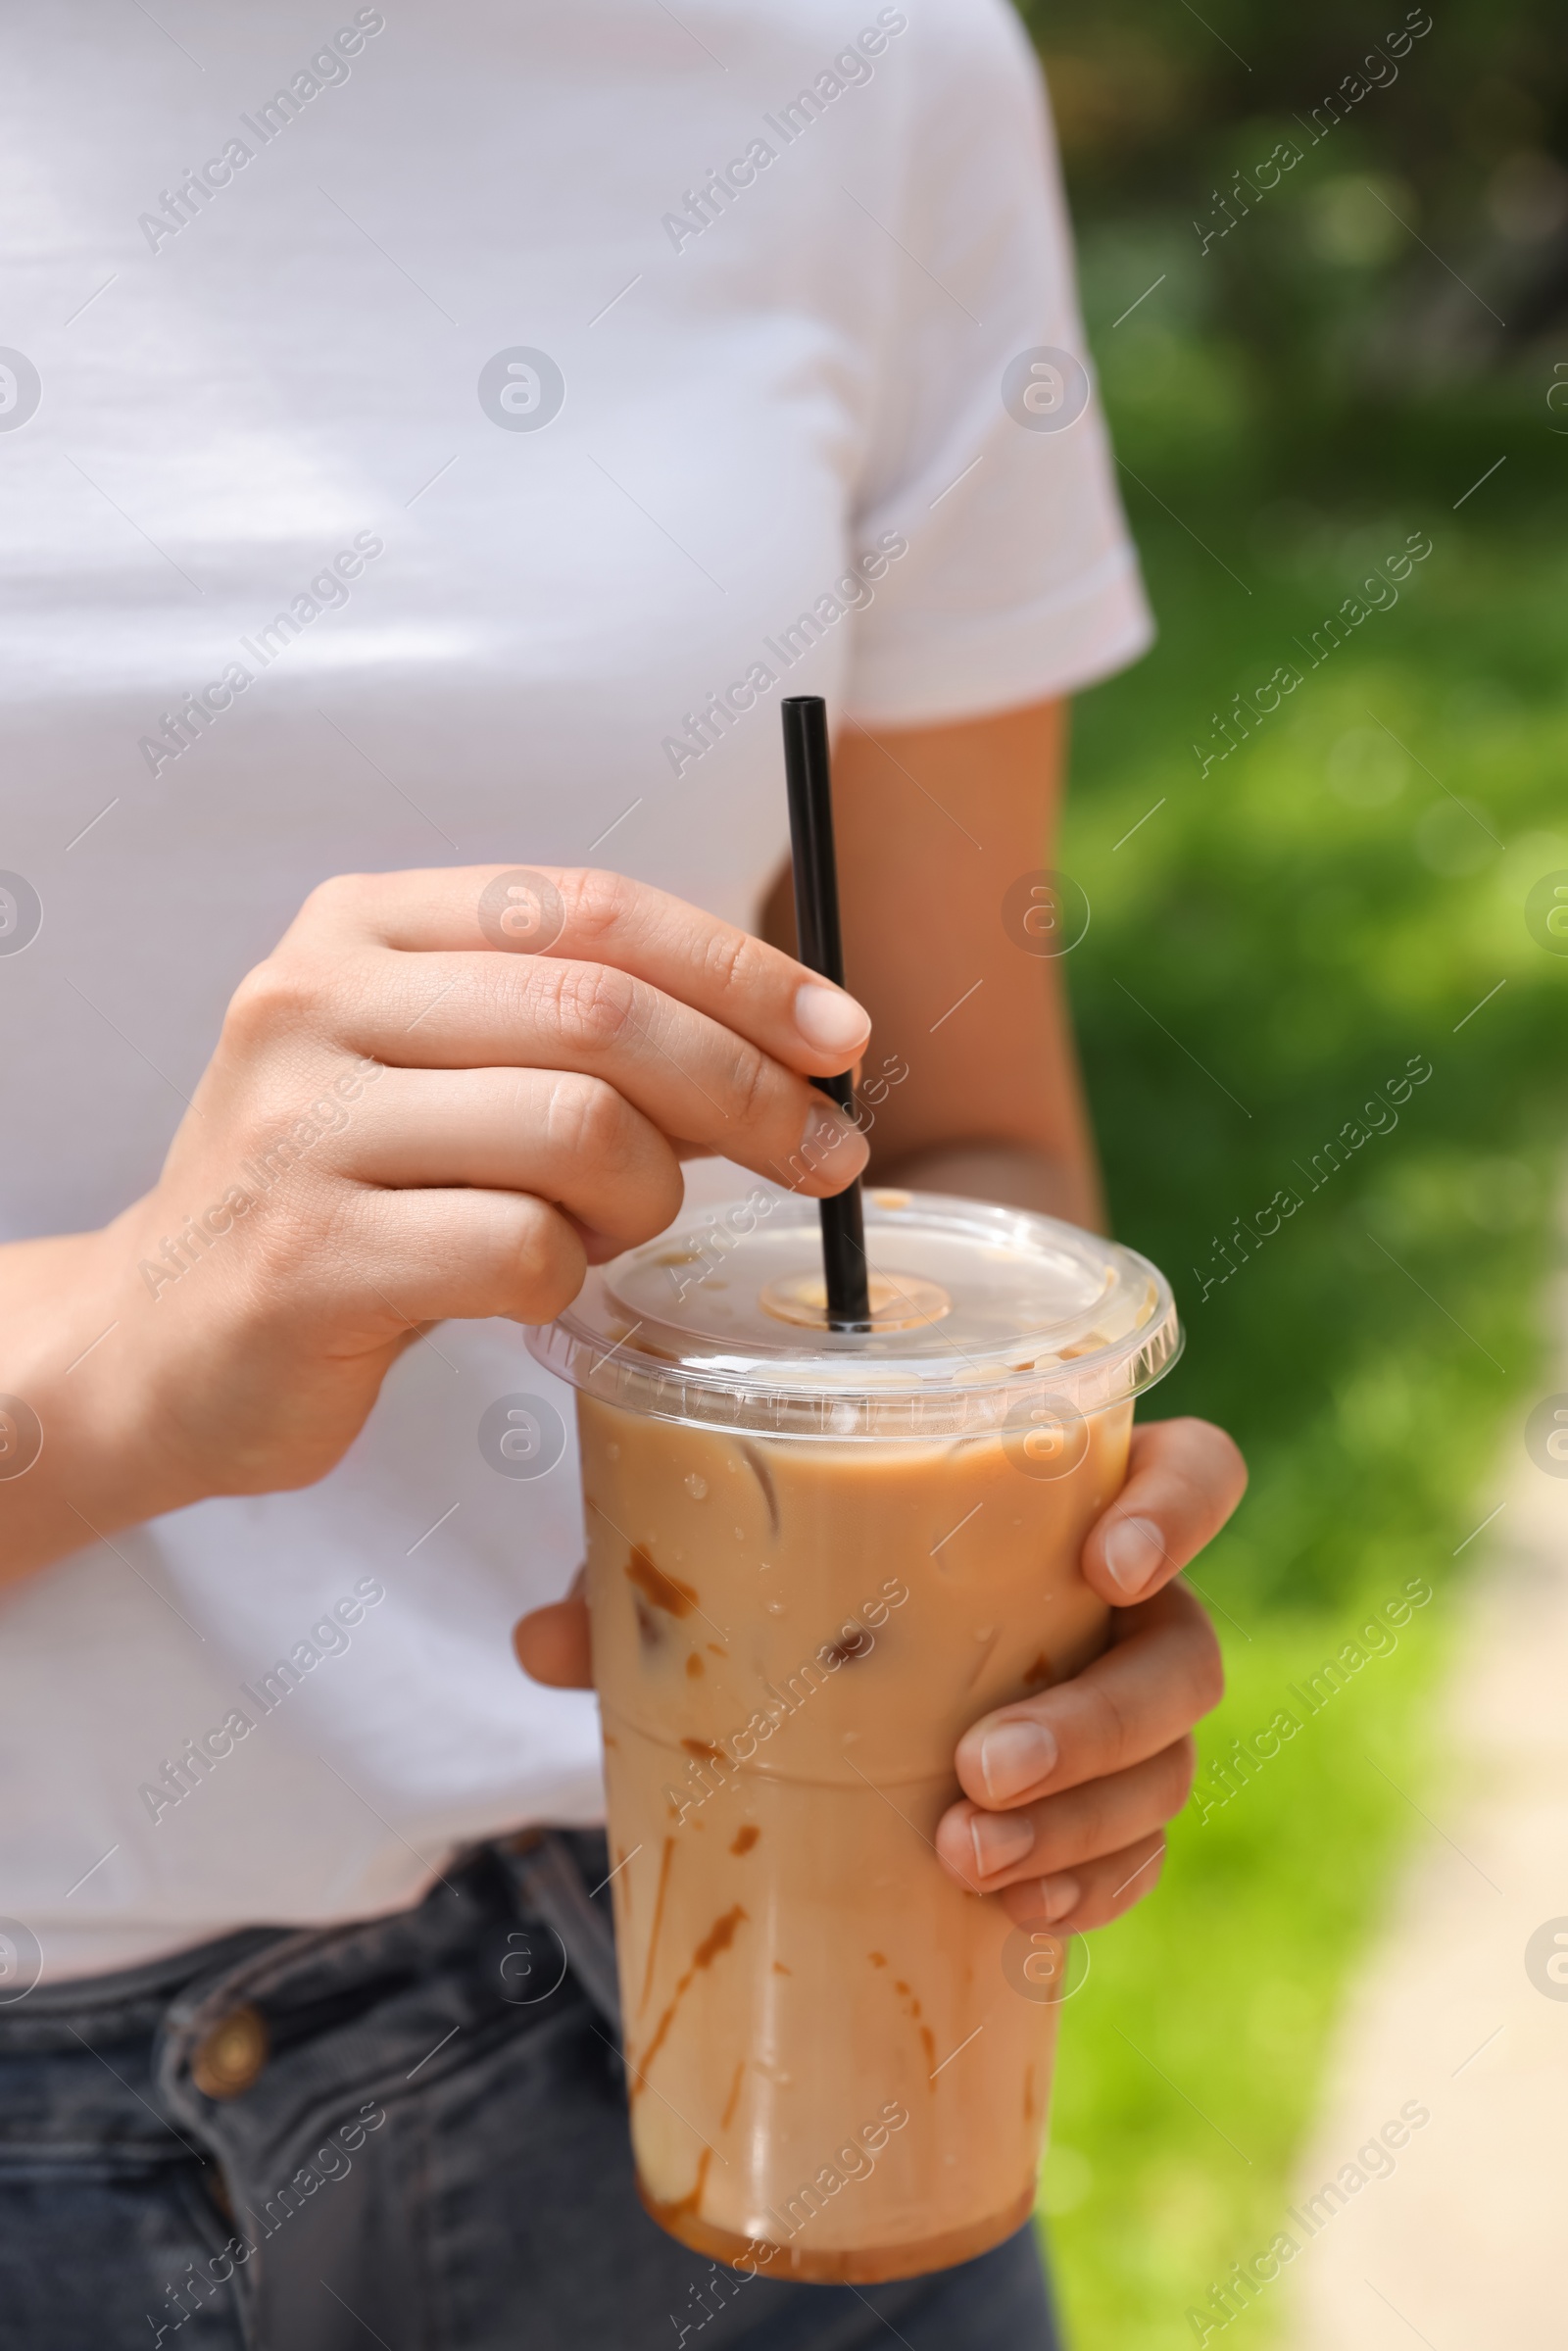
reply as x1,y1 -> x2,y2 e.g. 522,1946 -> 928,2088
781,696 -> 872,1333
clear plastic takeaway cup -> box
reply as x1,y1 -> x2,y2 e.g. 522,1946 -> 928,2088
527,1186 -> 1180,2283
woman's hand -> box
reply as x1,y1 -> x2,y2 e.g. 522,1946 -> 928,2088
516,1416 -> 1245,1939
0,865 -> 870,1579
932,1418 -> 1244,1930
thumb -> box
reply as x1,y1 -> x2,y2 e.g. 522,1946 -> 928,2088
514,1566 -> 592,1689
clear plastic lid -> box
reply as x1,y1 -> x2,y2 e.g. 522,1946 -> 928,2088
526,1189 -> 1181,1444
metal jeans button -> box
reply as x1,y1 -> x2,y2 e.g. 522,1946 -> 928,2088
192,2003 -> 268,2099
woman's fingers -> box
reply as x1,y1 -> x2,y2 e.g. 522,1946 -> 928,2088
514,1574 -> 592,1689
335,1066 -> 687,1248
291,865 -> 871,1080
256,950 -> 870,1201
928,1421 -> 1240,1926
240,862 -> 879,1202
935,1735 -> 1196,1894
1080,1416 -> 1247,1606
314,1185 -> 592,1330
952,1578 -> 1223,1813
996,1832 -> 1168,1934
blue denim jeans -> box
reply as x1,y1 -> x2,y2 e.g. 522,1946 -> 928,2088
0,1832 -> 1062,2350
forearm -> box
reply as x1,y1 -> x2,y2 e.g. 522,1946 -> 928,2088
817,698 -> 1106,1231
0,1221 -> 193,1587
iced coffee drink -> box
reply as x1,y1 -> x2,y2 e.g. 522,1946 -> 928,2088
529,1189 -> 1179,2283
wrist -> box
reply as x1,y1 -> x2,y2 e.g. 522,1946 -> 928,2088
0,1215 -> 206,1581
873,1140 -> 1104,1231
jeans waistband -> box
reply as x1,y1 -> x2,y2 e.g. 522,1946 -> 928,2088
0,1830 -> 618,2078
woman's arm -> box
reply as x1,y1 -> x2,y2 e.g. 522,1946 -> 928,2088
761,697 -> 1103,1228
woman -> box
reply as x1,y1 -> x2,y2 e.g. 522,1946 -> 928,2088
0,1 -> 1242,2342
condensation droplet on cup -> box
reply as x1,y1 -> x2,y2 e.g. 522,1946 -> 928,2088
765,1600 -> 786,1615
606,1442 -> 620,1460
684,1474 -> 708,1499
733,1525 -> 746,1541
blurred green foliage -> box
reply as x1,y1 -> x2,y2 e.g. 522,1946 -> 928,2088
1012,3 -> 1568,2340
1022,0 -> 1568,486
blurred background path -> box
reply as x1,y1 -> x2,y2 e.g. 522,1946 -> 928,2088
1281,1244 -> 1568,2349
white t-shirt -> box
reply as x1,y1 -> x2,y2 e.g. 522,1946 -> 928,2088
0,0 -> 1151,1978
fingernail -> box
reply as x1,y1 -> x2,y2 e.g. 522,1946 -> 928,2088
1102,1514 -> 1166,1597
799,1101 -> 870,1179
795,982 -> 870,1055
969,1810 -> 1036,1879
978,1717 -> 1057,1801
1039,1874 -> 1080,1924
